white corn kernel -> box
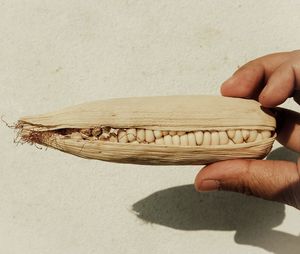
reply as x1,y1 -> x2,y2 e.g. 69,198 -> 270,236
109,136 -> 118,142
172,135 -> 180,145
118,131 -> 128,143
247,130 -> 258,142
163,135 -> 173,145
211,131 -> 220,145
154,130 -> 163,139
242,130 -> 250,140
232,130 -> 243,144
202,131 -> 211,145
187,132 -> 196,146
145,130 -> 155,142
136,129 -> 145,142
228,139 -> 234,145
155,138 -> 165,145
255,133 -> 263,142
180,134 -> 188,146
126,128 -> 136,142
219,131 -> 229,145
227,130 -> 236,139
110,128 -> 119,136
195,131 -> 203,145
99,133 -> 109,140
261,130 -> 271,139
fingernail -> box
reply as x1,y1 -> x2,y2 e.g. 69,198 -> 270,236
196,180 -> 220,192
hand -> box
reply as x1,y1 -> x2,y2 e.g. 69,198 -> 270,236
194,50 -> 300,209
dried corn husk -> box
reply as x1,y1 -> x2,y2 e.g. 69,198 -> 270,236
17,95 -> 276,165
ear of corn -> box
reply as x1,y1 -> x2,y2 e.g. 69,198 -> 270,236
17,95 -> 276,165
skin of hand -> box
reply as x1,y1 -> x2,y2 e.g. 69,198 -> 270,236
194,50 -> 300,209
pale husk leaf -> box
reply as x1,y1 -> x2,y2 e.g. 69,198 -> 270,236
19,95 -> 276,131
40,134 -> 276,165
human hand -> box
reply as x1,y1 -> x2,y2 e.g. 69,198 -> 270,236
194,50 -> 300,209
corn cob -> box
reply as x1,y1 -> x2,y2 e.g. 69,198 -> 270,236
17,95 -> 276,165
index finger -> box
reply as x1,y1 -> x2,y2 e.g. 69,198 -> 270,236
221,52 -> 292,99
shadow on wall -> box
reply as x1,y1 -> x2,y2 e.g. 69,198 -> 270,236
132,147 -> 300,254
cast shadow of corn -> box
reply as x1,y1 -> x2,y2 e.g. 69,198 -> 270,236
132,147 -> 300,254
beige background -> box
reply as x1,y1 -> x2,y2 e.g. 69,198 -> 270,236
1,1 -> 300,253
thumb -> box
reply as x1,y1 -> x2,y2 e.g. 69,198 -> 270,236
194,159 -> 300,209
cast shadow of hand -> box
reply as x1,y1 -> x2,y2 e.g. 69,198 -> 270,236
132,147 -> 300,254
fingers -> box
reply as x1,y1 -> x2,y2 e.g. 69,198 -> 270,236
275,108 -> 300,153
221,52 -> 293,99
258,63 -> 295,107
221,63 -> 265,99
194,159 -> 300,209
258,55 -> 300,107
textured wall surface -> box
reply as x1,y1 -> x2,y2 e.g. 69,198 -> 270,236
1,1 -> 300,253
